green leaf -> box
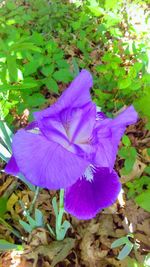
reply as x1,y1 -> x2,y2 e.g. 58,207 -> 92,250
135,190 -> 150,212
26,214 -> 37,228
44,77 -> 59,93
122,135 -> 131,147
41,64 -> 55,77
35,209 -> 44,227
118,147 -> 128,158
118,78 -> 132,89
124,157 -> 135,173
0,143 -> 11,161
52,197 -> 58,219
0,240 -> 23,251
57,220 -> 71,241
24,61 -> 39,76
19,220 -> 32,233
0,81 -> 38,91
111,237 -> 128,248
118,243 -> 133,260
10,43 -> 41,53
134,90 -> 150,119
53,69 -> 72,83
6,55 -> 18,82
105,0 -> 119,10
23,93 -> 46,107
0,121 -> 13,153
57,60 -> 69,69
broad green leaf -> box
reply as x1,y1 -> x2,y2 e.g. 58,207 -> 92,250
0,240 -> 23,251
44,77 -> 59,93
105,0 -> 119,10
134,90 -> 150,119
111,237 -> 128,248
118,147 -> 128,158
23,93 -> 46,107
124,157 -> 135,173
10,43 -> 41,53
35,209 -> 44,227
41,64 -> 55,77
57,60 -> 69,69
26,214 -> 37,228
118,243 -> 133,260
118,78 -> 132,89
6,1 -> 16,10
0,81 -> 38,91
53,69 -> 72,83
122,135 -> 131,147
0,143 -> 11,161
19,220 -> 32,233
6,55 -> 18,82
24,61 -> 39,76
135,190 -> 150,212
57,220 -> 71,241
0,121 -> 13,152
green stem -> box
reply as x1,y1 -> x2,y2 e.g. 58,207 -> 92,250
57,189 -> 64,229
55,189 -> 65,240
29,186 -> 40,213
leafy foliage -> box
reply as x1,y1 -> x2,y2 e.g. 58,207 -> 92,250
0,0 -> 149,122
118,135 -> 137,175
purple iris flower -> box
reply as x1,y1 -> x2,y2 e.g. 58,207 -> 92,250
5,70 -> 138,219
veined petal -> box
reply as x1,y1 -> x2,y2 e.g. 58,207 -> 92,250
34,69 -> 93,121
5,156 -> 20,176
34,103 -> 96,162
94,106 -> 138,168
64,167 -> 121,220
12,129 -> 89,189
5,121 -> 39,177
112,105 -> 138,126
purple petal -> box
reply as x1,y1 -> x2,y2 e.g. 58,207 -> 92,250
93,106 -> 138,169
12,129 -> 89,189
25,121 -> 38,130
64,167 -> 121,220
5,156 -> 20,176
96,111 -> 107,120
34,69 -> 93,121
112,105 -> 138,126
33,102 -> 96,163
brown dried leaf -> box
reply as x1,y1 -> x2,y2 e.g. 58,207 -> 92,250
120,159 -> 146,184
24,238 -> 75,267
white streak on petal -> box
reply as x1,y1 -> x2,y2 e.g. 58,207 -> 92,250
84,164 -> 96,182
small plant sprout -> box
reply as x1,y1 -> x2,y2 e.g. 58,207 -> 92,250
47,189 -> 71,241
19,200 -> 44,233
111,234 -> 140,260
